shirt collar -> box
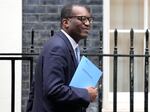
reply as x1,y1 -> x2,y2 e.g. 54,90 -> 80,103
61,29 -> 79,50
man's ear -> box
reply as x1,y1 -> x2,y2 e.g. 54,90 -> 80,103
62,18 -> 70,28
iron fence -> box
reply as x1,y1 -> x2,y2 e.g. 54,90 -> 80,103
0,56 -> 34,112
0,29 -> 149,112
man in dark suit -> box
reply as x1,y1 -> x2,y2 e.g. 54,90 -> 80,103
26,3 -> 97,112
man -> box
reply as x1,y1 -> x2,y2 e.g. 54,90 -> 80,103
26,3 -> 98,112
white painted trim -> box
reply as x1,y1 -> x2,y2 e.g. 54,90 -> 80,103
103,0 -> 110,110
0,0 -> 22,112
103,0 -> 149,112
144,0 -> 148,29
0,0 -> 22,53
103,92 -> 150,112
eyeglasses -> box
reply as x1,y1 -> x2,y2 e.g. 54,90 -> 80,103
67,16 -> 93,24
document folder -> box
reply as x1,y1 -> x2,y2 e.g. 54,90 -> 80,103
69,56 -> 102,88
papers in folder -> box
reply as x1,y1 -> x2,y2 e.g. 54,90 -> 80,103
69,56 -> 102,88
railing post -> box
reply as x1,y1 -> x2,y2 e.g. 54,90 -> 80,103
30,29 -> 34,53
11,60 -> 15,112
129,28 -> 134,112
99,30 -> 103,69
51,30 -> 54,37
98,30 -> 103,112
113,29 -> 118,112
144,29 -> 149,112
30,57 -> 34,88
83,38 -> 87,57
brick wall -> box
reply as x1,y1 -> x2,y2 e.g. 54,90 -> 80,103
22,0 -> 103,112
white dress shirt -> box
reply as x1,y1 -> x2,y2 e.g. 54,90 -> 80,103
61,29 -> 80,63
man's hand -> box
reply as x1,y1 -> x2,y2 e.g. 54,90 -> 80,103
86,87 -> 98,102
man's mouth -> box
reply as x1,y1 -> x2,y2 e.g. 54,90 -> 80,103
83,29 -> 89,33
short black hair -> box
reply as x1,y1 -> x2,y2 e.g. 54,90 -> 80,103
60,3 -> 91,20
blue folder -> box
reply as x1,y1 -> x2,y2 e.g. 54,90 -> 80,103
69,56 -> 102,88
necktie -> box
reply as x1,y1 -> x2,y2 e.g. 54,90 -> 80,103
75,46 -> 80,64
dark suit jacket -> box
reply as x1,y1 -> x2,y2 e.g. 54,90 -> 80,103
26,31 -> 90,112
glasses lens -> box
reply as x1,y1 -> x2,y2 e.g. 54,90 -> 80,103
81,16 -> 93,24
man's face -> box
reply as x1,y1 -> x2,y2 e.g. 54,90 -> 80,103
66,6 -> 93,42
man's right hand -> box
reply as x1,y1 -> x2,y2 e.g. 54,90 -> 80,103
86,87 -> 98,102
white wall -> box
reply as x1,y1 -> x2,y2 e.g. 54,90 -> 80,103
0,0 -> 22,112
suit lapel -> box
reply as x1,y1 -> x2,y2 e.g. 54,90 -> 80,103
56,31 -> 78,68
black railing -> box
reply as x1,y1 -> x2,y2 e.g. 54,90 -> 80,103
111,29 -> 149,112
0,29 -> 150,112
144,29 -> 149,112
0,56 -> 33,112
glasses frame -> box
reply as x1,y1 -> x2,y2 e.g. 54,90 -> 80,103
67,16 -> 94,24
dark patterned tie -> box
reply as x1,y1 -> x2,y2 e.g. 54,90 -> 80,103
75,46 -> 80,64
